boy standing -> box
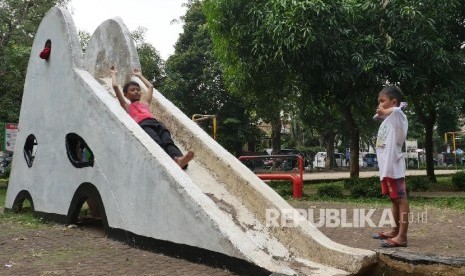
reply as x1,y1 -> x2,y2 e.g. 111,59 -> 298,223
372,86 -> 409,248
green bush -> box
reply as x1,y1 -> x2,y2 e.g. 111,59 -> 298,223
317,184 -> 344,198
268,181 -> 293,197
343,178 -> 362,190
349,177 -> 383,198
407,176 -> 430,192
3,164 -> 11,179
452,171 -> 465,191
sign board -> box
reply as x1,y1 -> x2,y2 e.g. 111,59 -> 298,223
405,140 -> 418,151
405,140 -> 418,159
4,123 -> 18,152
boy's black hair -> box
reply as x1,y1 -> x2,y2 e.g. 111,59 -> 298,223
123,81 -> 140,94
379,85 -> 405,106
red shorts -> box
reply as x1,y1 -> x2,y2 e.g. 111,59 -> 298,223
381,177 -> 407,199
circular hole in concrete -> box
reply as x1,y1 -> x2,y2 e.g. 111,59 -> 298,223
23,134 -> 37,168
65,133 -> 94,168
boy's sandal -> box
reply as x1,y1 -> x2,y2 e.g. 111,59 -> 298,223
372,232 -> 392,240
381,238 -> 407,248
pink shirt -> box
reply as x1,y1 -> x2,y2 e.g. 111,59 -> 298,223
128,101 -> 154,123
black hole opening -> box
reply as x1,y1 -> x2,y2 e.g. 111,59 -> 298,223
44,39 -> 51,48
65,133 -> 94,168
23,134 -> 37,168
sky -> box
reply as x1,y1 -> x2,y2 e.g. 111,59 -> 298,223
67,0 -> 188,60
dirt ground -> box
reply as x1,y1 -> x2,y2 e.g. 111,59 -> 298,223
1,199 -> 464,275
0,214 -> 238,276
288,199 -> 465,258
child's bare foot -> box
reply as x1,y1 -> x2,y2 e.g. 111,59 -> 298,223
175,151 -> 194,169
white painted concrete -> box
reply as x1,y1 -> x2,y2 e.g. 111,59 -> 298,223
6,7 -> 377,275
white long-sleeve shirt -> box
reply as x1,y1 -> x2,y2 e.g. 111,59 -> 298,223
376,107 -> 408,179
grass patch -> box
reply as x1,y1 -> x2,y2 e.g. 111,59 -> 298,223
429,176 -> 455,191
296,194 -> 465,210
267,180 -> 294,198
303,180 -> 345,195
316,184 -> 344,198
0,183 -> 6,209
282,176 -> 465,211
409,197 -> 465,210
1,179 -> 47,228
0,212 -> 48,229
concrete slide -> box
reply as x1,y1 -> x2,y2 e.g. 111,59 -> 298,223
5,7 -> 377,275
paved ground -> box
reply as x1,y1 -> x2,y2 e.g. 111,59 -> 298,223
1,169 -> 464,275
0,216 -> 238,276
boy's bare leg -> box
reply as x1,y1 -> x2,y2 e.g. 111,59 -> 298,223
382,200 -> 400,238
175,151 -> 194,169
391,198 -> 409,245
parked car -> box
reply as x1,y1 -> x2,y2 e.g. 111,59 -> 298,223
279,149 -> 309,170
261,148 -> 309,170
334,153 -> 348,167
0,156 -> 12,174
362,153 -> 378,168
313,152 -> 348,168
313,152 -> 326,168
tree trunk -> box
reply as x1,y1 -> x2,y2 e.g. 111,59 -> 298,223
247,140 -> 256,153
342,106 -> 360,178
412,98 -> 437,183
271,114 -> 281,154
349,130 -> 360,177
423,114 -> 437,183
323,132 -> 336,169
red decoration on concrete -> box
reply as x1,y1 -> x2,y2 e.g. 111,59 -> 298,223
39,47 -> 51,60
39,40 -> 52,60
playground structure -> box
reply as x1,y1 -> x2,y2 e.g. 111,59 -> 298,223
192,114 -> 217,140
239,154 -> 304,198
444,131 -> 465,166
4,7 -> 377,275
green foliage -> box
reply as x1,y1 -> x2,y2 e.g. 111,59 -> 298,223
302,193 -> 465,211
2,164 -> 11,179
317,184 -> 343,198
452,171 -> 465,191
407,176 -> 430,192
437,106 -> 460,136
267,181 -> 293,198
299,146 -> 325,161
429,176 -> 455,192
205,0 -> 465,179
162,0 -> 258,155
78,30 -> 91,52
0,185 -> 6,208
204,0 -> 296,152
342,178 -> 365,190
344,177 -> 383,198
0,0 -> 70,124
132,27 -> 165,87
381,1 -> 465,178
0,181 -> 45,227
0,44 -> 31,124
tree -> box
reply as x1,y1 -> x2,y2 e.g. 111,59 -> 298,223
78,30 -> 91,52
206,0 -> 390,177
204,0 -> 295,155
162,0 -> 258,155
0,0 -> 69,129
131,27 -> 165,88
380,0 -> 465,182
